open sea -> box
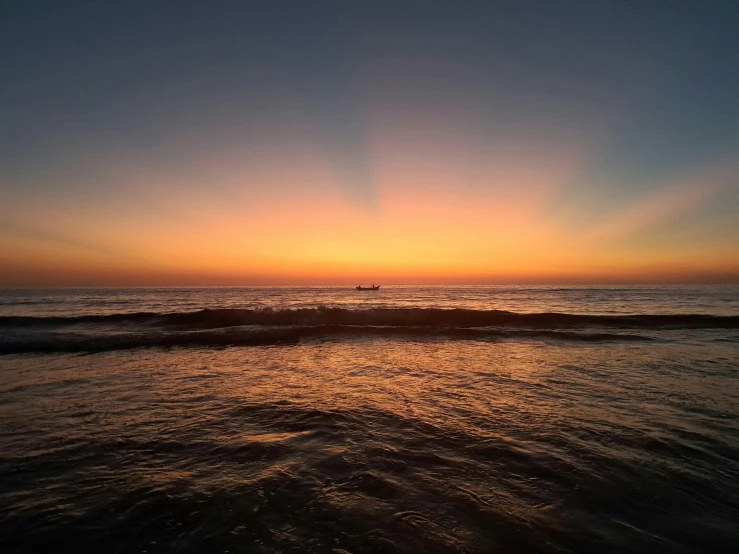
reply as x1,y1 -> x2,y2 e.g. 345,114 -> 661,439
1,285 -> 738,553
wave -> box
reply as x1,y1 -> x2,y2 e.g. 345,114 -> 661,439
1,307 -> 738,331
0,324 -> 651,354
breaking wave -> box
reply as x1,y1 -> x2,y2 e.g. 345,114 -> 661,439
1,307 -> 738,330
0,325 -> 651,354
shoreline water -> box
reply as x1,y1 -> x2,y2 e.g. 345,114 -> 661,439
1,286 -> 738,553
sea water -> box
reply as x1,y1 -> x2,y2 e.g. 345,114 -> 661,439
1,286 -> 738,553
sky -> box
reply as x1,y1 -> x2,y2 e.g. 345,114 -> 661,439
1,0 -> 738,286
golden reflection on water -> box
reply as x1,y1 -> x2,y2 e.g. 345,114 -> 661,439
1,338 -> 738,553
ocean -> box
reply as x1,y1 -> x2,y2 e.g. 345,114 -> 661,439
1,285 -> 738,553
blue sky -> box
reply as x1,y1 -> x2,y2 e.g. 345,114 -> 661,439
1,1 -> 738,285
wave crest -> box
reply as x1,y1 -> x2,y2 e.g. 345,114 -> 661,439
1,307 -> 738,330
0,324 -> 652,354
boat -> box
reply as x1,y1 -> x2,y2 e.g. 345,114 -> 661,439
356,284 -> 380,290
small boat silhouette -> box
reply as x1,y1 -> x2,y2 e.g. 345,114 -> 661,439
356,284 -> 380,290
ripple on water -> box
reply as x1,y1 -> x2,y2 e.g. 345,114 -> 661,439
1,338 -> 739,553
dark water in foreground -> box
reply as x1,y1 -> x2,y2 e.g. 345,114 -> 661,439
1,286 -> 738,553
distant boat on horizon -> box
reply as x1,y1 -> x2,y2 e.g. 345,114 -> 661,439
356,284 -> 380,290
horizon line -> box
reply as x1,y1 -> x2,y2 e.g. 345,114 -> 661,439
2,282 -> 739,289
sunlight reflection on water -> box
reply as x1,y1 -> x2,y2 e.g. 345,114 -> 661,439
1,336 -> 738,553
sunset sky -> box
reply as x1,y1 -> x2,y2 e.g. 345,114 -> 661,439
2,1 -> 738,286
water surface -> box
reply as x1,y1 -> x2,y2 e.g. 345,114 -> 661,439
1,286 -> 738,553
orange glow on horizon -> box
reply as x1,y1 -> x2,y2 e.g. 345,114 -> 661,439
2,101 -> 738,287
